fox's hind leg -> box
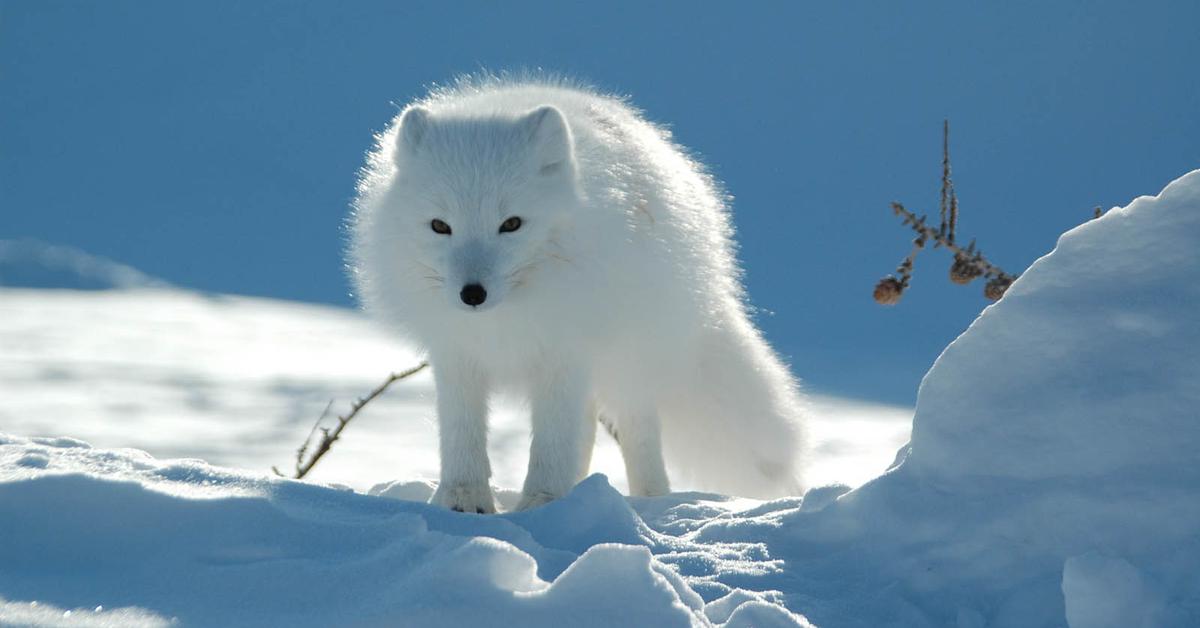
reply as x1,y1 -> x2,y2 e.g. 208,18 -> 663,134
601,402 -> 670,497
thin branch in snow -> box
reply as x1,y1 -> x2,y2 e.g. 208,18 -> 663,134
273,361 -> 429,479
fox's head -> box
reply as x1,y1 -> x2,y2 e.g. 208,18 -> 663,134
376,104 -> 581,313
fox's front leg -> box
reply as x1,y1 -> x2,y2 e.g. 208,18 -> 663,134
516,365 -> 592,511
429,356 -> 495,514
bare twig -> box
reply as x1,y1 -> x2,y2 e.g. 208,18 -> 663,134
293,399 -> 334,469
874,120 -> 1018,304
272,361 -> 429,479
940,119 -> 955,244
888,202 -> 1017,292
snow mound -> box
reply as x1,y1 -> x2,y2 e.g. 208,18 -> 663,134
0,239 -> 167,291
738,170 -> 1199,627
1062,552 -> 1166,628
0,434 -> 809,627
908,170 -> 1200,483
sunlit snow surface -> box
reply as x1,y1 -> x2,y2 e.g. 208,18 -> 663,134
1,434 -> 813,627
0,287 -> 910,493
3,169 -> 1198,627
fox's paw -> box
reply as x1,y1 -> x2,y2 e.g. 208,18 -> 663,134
431,483 -> 496,514
514,490 -> 560,512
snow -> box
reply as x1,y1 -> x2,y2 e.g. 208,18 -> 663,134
755,169 -> 1200,627
2,170 -> 1198,626
0,435 -> 806,627
0,239 -> 167,291
1062,553 -> 1166,628
0,286 -> 910,494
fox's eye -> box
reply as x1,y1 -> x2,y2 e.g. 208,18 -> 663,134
430,219 -> 452,235
499,216 -> 522,233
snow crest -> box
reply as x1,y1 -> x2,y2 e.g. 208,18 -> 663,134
0,435 -> 808,627
759,170 -> 1200,627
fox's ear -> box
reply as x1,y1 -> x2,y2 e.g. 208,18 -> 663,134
396,106 -> 431,156
522,106 -> 574,175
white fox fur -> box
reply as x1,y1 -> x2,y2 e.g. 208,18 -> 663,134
350,76 -> 806,512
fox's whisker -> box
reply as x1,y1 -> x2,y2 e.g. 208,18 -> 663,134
506,260 -> 541,286
411,261 -> 441,275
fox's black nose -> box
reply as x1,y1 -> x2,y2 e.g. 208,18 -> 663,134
460,283 -> 487,306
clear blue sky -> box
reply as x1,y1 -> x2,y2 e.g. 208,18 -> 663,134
3,1 -> 1198,404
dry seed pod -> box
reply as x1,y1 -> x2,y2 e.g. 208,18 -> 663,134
877,122 -> 1022,307
873,277 -> 905,305
984,277 -> 1014,301
949,255 -> 982,285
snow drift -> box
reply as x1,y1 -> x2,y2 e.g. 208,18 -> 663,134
0,435 -> 807,627
0,288 -> 907,493
1,170 -> 1197,626
761,169 -> 1200,627
0,239 -> 167,291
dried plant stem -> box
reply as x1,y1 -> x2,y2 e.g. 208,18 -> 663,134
273,361 -> 429,479
890,202 -> 1015,285
940,119 -> 956,244
875,120 -> 1018,304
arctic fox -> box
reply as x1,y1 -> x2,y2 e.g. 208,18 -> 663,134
351,77 -> 807,512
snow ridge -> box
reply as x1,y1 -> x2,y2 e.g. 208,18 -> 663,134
0,239 -> 168,291
0,434 -> 808,627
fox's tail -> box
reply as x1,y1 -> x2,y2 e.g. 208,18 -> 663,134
658,318 -> 808,499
